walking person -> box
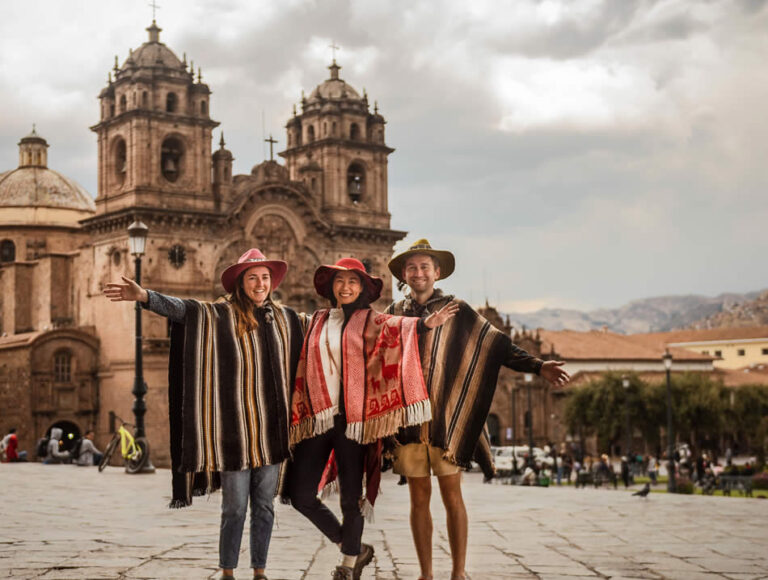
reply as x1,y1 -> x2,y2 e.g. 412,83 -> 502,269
385,239 -> 571,580
287,257 -> 457,580
104,249 -> 304,580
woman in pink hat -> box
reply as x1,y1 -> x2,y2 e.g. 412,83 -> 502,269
104,248 -> 304,580
286,258 -> 457,580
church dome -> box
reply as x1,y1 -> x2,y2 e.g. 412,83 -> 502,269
0,129 -> 95,226
120,22 -> 184,72
306,62 -> 365,109
0,168 -> 94,212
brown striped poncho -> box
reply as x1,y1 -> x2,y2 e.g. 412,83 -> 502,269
167,299 -> 304,507
387,290 -> 543,478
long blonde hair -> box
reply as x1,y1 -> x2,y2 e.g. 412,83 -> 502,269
230,270 -> 276,336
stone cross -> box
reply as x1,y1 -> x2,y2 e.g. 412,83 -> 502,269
265,134 -> 277,161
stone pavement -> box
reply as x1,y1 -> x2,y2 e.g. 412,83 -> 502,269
1,463 -> 767,579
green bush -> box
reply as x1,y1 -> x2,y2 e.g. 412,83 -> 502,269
676,476 -> 694,494
752,471 -> 768,490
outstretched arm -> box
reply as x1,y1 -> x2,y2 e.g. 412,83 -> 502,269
103,276 -> 186,322
539,361 -> 570,387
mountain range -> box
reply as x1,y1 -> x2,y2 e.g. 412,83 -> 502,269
504,289 -> 768,334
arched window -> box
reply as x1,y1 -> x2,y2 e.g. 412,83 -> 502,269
296,127 -> 303,147
0,240 -> 15,262
119,94 -> 127,113
161,136 -> 184,182
310,177 -> 317,192
114,138 -> 127,185
142,91 -> 149,108
307,125 -> 315,143
323,122 -> 327,136
332,122 -> 337,136
487,413 -> 501,446
350,123 -> 361,141
166,92 -> 178,113
347,162 -> 365,204
110,103 -> 115,117
201,100 -> 207,116
54,351 -> 72,383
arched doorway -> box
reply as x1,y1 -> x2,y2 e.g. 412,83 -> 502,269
486,413 -> 501,446
46,420 -> 81,453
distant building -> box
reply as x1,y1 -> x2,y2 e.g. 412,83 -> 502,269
0,21 -> 405,465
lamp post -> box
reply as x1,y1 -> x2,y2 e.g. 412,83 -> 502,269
525,373 -> 534,467
127,220 -> 154,473
622,375 -> 631,458
662,350 -> 675,493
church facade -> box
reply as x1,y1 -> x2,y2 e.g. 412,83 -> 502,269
0,22 -> 404,466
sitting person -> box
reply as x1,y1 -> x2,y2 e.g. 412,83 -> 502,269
44,428 -> 70,464
75,430 -> 103,466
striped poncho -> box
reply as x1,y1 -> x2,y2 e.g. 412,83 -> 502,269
168,299 -> 304,507
387,290 -> 543,477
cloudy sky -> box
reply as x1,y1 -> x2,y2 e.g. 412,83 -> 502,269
1,0 -> 766,312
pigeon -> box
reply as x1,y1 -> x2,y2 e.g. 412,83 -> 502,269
632,483 -> 651,498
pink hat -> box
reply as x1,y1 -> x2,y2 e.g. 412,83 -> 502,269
220,249 -> 288,294
313,257 -> 383,302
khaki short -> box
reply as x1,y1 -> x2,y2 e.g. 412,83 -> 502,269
392,443 -> 461,478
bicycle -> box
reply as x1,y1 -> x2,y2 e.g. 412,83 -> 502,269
98,417 -> 150,473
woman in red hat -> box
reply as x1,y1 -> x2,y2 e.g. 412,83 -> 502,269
104,249 -> 304,580
287,258 -> 457,580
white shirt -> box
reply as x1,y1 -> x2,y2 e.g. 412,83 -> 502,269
319,308 -> 344,414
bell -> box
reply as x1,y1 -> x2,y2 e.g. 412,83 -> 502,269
164,157 -> 177,173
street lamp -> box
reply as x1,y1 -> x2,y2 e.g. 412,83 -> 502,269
622,375 -> 631,459
525,372 -> 534,467
127,220 -> 154,474
662,349 -> 675,493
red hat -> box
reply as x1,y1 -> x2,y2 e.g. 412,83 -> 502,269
313,257 -> 383,302
220,249 -> 288,294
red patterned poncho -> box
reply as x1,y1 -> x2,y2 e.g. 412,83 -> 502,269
290,308 -> 432,446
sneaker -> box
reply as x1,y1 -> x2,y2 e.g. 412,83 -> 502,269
353,543 -> 375,579
331,566 -> 354,580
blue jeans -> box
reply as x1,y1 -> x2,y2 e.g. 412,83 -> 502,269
219,464 -> 280,570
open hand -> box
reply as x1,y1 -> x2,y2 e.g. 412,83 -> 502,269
103,276 -> 149,303
424,300 -> 460,329
540,361 -> 570,386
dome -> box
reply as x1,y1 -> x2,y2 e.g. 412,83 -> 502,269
120,22 -> 184,72
0,167 -> 95,212
307,61 -> 362,103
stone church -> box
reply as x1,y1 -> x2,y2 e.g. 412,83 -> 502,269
0,21 -> 405,466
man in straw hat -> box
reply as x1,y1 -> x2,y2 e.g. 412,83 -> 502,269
386,239 -> 570,580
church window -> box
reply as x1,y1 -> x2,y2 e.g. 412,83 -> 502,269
161,137 -> 184,182
201,100 -> 207,116
114,139 -> 127,185
307,125 -> 315,143
111,249 -> 121,267
119,94 -> 127,113
142,91 -> 149,108
110,103 -> 115,117
350,123 -> 361,141
332,122 -> 337,136
0,240 -> 15,262
347,162 -> 365,204
310,177 -> 317,192
54,351 -> 72,383
166,92 -> 178,113
323,122 -> 327,136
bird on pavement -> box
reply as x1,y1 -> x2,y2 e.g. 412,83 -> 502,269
632,483 -> 650,498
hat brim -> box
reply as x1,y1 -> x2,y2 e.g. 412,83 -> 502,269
221,260 -> 288,294
388,249 -> 455,283
314,265 -> 383,302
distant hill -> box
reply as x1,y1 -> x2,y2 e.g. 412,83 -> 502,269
504,289 -> 767,334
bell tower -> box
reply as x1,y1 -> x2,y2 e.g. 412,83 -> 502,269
91,21 -> 219,214
280,60 -> 393,229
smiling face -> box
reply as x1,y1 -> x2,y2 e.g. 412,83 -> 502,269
403,254 -> 441,294
332,271 -> 363,306
241,266 -> 272,306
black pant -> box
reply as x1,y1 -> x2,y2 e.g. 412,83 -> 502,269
288,415 -> 365,556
